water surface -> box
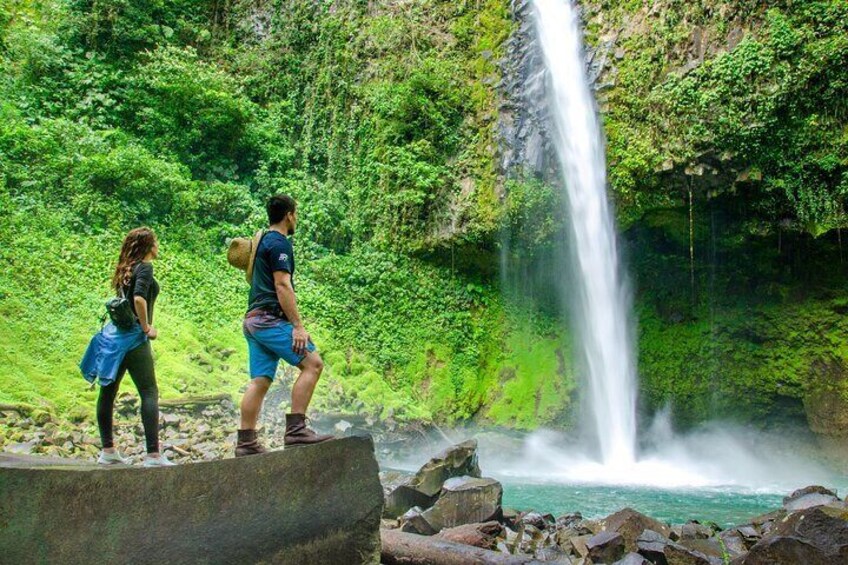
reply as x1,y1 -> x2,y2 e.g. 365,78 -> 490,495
501,482 -> 786,526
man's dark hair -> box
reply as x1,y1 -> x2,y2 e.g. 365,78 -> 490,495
267,194 -> 297,225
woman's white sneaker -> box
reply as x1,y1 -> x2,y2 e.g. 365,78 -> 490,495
143,454 -> 176,467
97,450 -> 129,465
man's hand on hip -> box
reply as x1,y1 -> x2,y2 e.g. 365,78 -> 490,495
292,325 -> 309,355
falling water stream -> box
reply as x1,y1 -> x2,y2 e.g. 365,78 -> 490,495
532,0 -> 637,466
382,0 -> 844,526
495,0 -> 841,495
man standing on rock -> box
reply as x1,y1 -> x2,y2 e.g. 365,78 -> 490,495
234,194 -> 333,456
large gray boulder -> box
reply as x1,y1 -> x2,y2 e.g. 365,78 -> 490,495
419,476 -> 503,532
384,439 -> 481,517
0,437 -> 383,564
782,485 -> 840,512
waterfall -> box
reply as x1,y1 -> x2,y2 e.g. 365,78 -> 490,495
531,0 -> 637,465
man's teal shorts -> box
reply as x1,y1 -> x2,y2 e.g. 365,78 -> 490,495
243,319 -> 315,380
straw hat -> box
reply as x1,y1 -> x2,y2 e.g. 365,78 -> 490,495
227,230 -> 265,283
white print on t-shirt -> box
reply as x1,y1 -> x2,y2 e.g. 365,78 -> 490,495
279,253 -> 289,263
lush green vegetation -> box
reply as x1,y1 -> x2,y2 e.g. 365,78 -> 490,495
596,0 -> 848,233
0,0 -> 573,429
583,0 -> 848,430
1,0 -> 846,435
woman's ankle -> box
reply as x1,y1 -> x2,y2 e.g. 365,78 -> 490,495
103,447 -> 116,454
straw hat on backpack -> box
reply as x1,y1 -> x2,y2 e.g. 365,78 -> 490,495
227,230 -> 265,283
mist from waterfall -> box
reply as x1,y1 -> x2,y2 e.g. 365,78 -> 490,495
532,0 -> 637,465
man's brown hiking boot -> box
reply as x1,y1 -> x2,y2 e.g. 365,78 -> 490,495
235,429 -> 267,457
284,413 -> 334,447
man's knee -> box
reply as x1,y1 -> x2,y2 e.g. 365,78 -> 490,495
248,377 -> 272,393
302,352 -> 324,375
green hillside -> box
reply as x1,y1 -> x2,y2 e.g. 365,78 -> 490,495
1,0 -> 847,435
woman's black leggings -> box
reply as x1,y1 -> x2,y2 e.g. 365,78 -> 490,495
97,341 -> 160,454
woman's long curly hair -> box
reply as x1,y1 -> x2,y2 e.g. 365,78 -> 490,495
112,227 -> 157,293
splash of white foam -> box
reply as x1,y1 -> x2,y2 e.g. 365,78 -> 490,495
487,420 -> 836,493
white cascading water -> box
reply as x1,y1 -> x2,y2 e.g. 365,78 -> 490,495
387,0 -> 837,492
532,0 -> 637,466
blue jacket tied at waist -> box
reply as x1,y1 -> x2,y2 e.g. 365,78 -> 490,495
80,323 -> 147,386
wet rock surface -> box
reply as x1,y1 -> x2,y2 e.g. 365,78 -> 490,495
383,439 -> 482,518
376,446 -> 847,565
419,476 -> 504,531
4,398 -> 845,565
587,530 -> 626,563
603,508 -> 672,552
740,504 -> 848,565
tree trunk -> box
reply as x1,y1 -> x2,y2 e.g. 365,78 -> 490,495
381,529 -> 537,565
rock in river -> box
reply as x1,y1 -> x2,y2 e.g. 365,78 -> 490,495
419,476 -> 503,532
383,439 -> 482,518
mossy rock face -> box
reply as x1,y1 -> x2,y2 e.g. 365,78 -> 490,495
30,409 -> 54,426
804,360 -> 848,438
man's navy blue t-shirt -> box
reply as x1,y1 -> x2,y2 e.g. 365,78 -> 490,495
247,231 -> 295,317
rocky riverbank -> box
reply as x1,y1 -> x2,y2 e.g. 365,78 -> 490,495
0,391 -> 431,463
381,441 -> 848,564
3,400 -> 847,564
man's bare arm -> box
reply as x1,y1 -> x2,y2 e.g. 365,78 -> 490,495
274,271 -> 308,354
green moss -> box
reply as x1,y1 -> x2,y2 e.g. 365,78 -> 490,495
487,319 -> 576,429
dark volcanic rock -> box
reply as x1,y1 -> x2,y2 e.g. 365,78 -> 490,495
663,542 -> 717,565
603,507 -> 672,552
383,478 -> 438,520
680,521 -> 713,540
587,530 -> 626,564
558,532 -> 593,558
420,476 -> 503,531
784,485 -> 838,503
748,509 -> 785,537
782,485 -> 840,512
400,506 -> 438,536
519,511 -> 554,530
637,529 -> 670,565
555,512 -> 583,529
614,552 -> 651,565
738,536 -> 832,565
410,440 -> 482,496
680,538 -> 724,560
383,439 -> 481,518
742,505 -> 848,564
534,545 -> 570,562
501,507 -> 521,529
718,529 -> 750,557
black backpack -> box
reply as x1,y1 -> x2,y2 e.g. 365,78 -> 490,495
105,285 -> 136,330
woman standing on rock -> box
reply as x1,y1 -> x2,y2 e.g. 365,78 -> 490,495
80,227 -> 174,467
